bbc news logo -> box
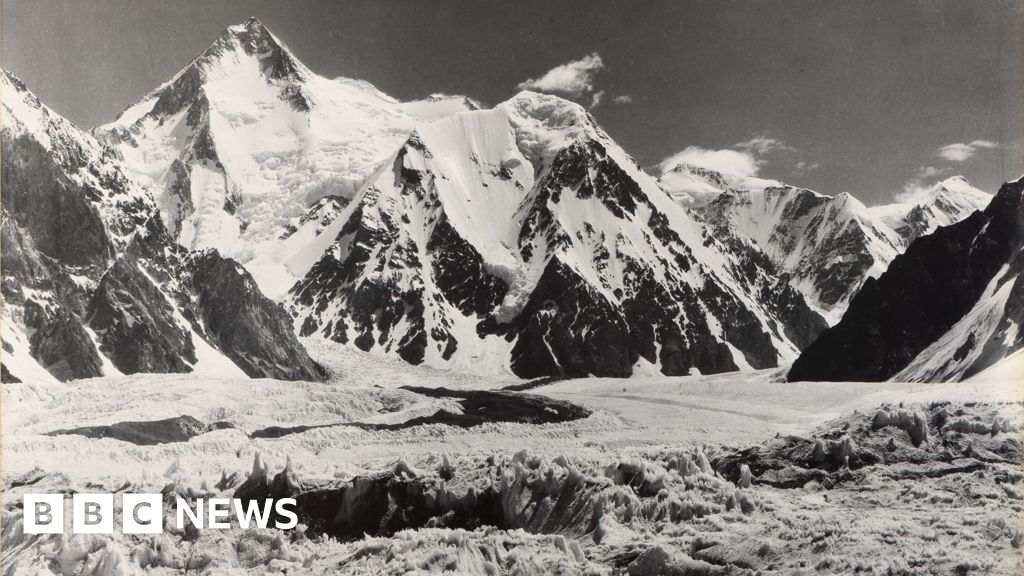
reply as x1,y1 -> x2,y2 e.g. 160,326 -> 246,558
24,494 -> 298,534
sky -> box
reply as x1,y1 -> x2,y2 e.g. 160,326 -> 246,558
2,0 -> 1021,204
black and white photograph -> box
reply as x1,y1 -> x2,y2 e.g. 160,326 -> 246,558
1,0 -> 1022,573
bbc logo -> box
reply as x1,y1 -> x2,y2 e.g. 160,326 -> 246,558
24,494 -> 163,534
23,493 -> 298,534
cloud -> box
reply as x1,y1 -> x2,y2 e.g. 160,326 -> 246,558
735,135 -> 793,156
897,165 -> 953,201
657,134 -> 805,178
936,140 -> 998,162
589,90 -> 605,110
612,94 -> 633,104
658,146 -> 761,178
795,160 -> 820,174
517,53 -> 605,97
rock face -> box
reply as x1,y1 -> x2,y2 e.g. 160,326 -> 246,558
190,251 -> 327,380
290,93 -> 825,378
788,178 -> 1023,382
0,70 -> 324,383
665,165 -> 990,322
94,17 -> 479,297
88,256 -> 198,374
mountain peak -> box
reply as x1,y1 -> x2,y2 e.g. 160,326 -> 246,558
200,17 -> 307,81
894,176 -> 990,209
242,16 -> 265,29
933,175 -> 989,200
222,16 -> 271,39
939,175 -> 971,187
503,90 -> 588,120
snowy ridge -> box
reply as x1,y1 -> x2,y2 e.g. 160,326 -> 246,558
94,18 -> 478,297
1,71 -> 156,249
288,92 -> 826,377
892,179 -> 1024,382
1,70 -> 323,383
671,164 -> 990,322
868,176 -> 993,243
789,177 -> 1024,382
893,263 -> 1017,382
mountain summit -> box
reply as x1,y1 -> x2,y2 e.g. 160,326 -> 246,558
1,70 -> 325,383
95,19 -> 478,296
288,91 -> 826,377
665,165 -> 990,322
790,177 -> 1023,382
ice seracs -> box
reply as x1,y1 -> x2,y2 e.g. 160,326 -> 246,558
95,18 -> 478,297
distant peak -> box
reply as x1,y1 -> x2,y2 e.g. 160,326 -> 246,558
500,90 -> 590,128
926,176 -> 989,201
506,90 -> 582,109
227,16 -> 270,36
935,175 -> 984,195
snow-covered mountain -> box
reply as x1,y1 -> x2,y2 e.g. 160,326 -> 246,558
288,92 -> 826,377
789,177 -> 1023,382
662,164 -> 991,322
2,16 -> 1001,383
867,176 -> 994,244
95,17 -> 478,297
0,70 -> 324,383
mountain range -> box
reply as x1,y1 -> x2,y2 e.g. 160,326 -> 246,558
790,177 -> 1023,382
660,165 -> 992,322
1,18 -> 1015,383
1,68 -> 324,383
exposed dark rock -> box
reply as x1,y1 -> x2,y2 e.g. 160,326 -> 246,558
189,250 -> 326,381
701,188 -> 891,311
88,257 -> 197,375
2,73 -> 325,382
280,195 -> 349,240
1,363 -> 21,383
510,259 -> 634,378
2,214 -> 105,380
249,387 -> 591,438
396,386 -> 592,428
428,214 -> 508,317
1,133 -> 112,269
789,181 -> 1023,382
25,300 -> 104,380
289,96 -> 825,379
49,415 -> 208,445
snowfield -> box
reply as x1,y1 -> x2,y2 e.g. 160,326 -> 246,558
2,344 -> 1022,575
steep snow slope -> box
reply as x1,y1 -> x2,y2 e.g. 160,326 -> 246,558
869,176 -> 994,244
0,70 -> 324,383
289,92 -> 825,378
666,164 -> 990,321
789,177 -> 1023,382
95,18 -> 476,296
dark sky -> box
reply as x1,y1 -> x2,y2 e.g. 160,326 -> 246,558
3,0 -> 1021,203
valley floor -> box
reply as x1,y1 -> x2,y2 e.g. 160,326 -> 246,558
2,343 -> 1022,575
